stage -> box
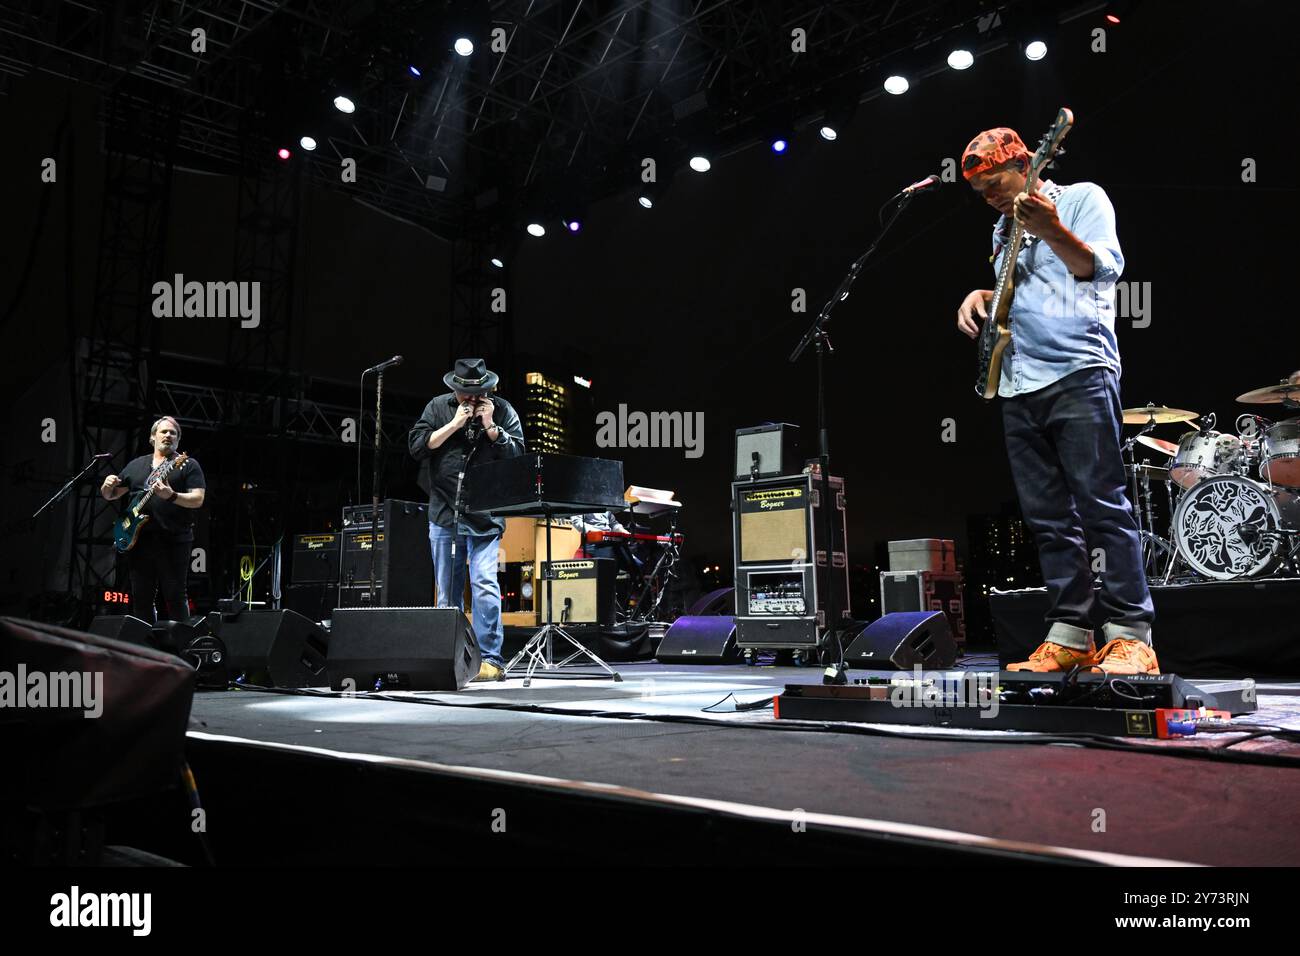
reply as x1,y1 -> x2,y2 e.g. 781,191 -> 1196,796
152,660 -> 1300,867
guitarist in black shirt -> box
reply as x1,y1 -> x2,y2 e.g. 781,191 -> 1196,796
101,416 -> 207,623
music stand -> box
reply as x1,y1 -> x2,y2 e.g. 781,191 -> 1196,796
467,454 -> 626,687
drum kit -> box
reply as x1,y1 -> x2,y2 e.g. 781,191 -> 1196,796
1122,372 -> 1300,583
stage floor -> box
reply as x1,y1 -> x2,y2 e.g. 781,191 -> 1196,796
185,660 -> 1300,866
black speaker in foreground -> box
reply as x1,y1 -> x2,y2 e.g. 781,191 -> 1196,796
843,611 -> 958,670
656,615 -> 738,664
216,608 -> 330,688
87,614 -> 157,648
327,607 -> 480,691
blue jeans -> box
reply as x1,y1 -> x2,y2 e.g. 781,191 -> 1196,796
428,523 -> 504,667
1002,367 -> 1154,650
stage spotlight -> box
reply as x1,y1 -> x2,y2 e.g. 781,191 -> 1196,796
637,195 -> 653,209
1024,39 -> 1048,60
454,37 -> 474,56
689,155 -> 711,172
408,65 -> 423,77
819,126 -> 838,141
490,257 -> 504,268
526,222 -> 545,237
299,136 -> 317,151
771,137 -> 788,153
564,219 -> 582,233
333,94 -> 355,114
883,74 -> 909,95
947,48 -> 974,70
277,147 -> 291,161
1104,0 -> 1137,24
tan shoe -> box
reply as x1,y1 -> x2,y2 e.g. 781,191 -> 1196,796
1006,640 -> 1096,672
473,661 -> 504,682
1092,639 -> 1160,675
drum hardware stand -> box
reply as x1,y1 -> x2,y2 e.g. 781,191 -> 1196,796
1122,421 -> 1176,584
503,510 -> 622,688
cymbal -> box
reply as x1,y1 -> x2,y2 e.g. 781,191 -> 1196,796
1237,373 -> 1300,404
1121,405 -> 1198,425
1136,436 -> 1179,457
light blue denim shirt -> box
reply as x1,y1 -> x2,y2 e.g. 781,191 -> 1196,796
991,180 -> 1125,397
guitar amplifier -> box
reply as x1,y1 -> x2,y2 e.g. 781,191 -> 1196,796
732,473 -> 850,650
538,559 -> 616,625
337,499 -> 433,607
734,423 -> 800,479
291,533 -> 340,584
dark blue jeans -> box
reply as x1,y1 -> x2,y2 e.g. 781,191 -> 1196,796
1002,367 -> 1154,650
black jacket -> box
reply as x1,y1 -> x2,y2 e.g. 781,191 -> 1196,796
407,392 -> 525,534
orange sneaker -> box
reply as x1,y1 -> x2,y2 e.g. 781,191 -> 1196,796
1093,639 -> 1160,675
1007,640 -> 1096,672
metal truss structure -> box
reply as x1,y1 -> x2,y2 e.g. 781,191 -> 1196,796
1,1 -> 1103,239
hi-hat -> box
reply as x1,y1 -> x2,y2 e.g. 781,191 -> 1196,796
1237,372 -> 1300,405
1121,405 -> 1198,425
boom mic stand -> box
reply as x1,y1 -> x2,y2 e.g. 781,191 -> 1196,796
790,187 -> 924,684
32,453 -> 112,522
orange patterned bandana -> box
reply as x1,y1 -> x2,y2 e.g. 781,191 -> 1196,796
961,127 -> 1030,180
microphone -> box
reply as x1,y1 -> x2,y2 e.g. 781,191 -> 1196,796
462,403 -> 482,442
900,173 -> 943,196
364,355 -> 403,374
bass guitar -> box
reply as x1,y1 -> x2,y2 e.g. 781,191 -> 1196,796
974,107 -> 1074,399
113,452 -> 190,552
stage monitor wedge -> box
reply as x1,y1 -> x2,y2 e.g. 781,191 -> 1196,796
327,607 -> 480,691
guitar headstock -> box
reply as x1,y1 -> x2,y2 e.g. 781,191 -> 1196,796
1028,107 -> 1074,186
170,452 -> 189,473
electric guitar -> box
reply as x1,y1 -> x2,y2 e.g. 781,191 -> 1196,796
974,107 -> 1074,399
113,453 -> 190,552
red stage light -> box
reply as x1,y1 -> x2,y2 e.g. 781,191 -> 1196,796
1105,13 -> 1120,23
277,147 -> 291,160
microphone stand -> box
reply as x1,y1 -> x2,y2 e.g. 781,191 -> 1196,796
368,367 -> 385,604
32,455 -> 110,522
790,189 -> 919,683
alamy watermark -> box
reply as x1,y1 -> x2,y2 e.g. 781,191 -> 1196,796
1,665 -> 103,718
889,666 -> 1000,718
595,404 -> 704,459
151,273 -> 261,328
1042,273 -> 1152,328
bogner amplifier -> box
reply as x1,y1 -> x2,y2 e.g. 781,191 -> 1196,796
731,473 -> 850,653
291,533 -> 340,584
337,499 -> 433,608
538,558 -> 615,625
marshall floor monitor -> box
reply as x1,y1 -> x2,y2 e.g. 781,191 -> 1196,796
216,608 -> 330,688
538,558 -> 616,625
843,611 -> 958,670
327,607 -> 480,691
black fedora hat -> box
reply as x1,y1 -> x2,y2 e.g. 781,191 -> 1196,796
443,358 -> 499,395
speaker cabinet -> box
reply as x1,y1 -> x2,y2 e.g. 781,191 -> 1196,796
538,559 -> 615,625
337,499 -> 433,607
87,614 -> 157,648
216,609 -> 330,688
843,611 -> 958,670
326,607 -> 481,691
734,423 -> 800,479
656,615 -> 738,663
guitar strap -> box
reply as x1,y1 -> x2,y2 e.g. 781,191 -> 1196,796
991,180 -> 1066,262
